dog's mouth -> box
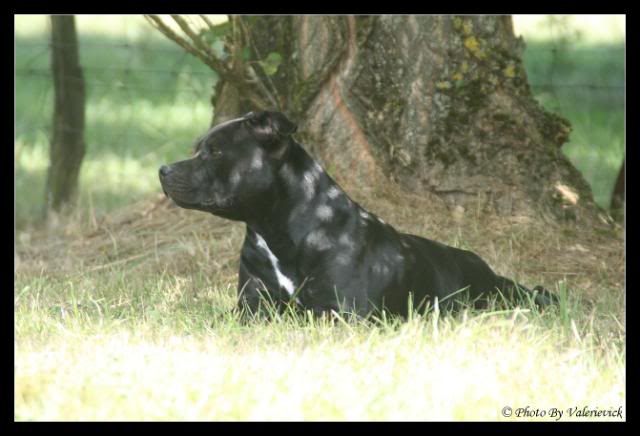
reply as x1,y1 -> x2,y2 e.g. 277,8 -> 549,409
160,183 -> 183,206
162,187 -> 229,213
167,195 -> 201,210
159,175 -> 233,213
160,178 -> 191,205
160,183 -> 192,208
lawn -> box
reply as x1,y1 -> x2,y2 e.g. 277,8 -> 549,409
15,197 -> 625,421
14,15 -> 625,421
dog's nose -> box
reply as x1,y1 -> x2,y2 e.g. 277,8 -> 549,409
159,165 -> 172,177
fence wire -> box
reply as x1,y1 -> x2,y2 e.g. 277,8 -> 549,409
15,33 -> 625,142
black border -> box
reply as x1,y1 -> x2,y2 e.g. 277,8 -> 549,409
9,6 -> 632,429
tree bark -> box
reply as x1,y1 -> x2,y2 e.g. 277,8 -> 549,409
610,156 -> 624,221
207,16 -> 608,225
46,15 -> 86,214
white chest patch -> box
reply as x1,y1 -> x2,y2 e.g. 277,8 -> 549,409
254,233 -> 296,296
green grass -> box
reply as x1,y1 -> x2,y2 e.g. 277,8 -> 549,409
521,40 -> 625,207
15,18 -> 216,228
14,266 -> 625,421
512,15 -> 625,207
513,15 -> 625,45
13,196 -> 625,421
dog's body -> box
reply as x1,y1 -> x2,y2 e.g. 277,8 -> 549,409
159,111 -> 556,318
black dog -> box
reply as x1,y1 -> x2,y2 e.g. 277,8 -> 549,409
159,111 -> 557,318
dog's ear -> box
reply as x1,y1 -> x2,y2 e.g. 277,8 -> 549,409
245,111 -> 297,137
244,111 -> 297,159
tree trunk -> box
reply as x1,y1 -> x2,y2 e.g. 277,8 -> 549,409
211,15 -> 607,226
46,15 -> 86,214
610,156 -> 624,221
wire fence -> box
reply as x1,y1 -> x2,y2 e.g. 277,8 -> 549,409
14,66 -> 626,90
14,21 -> 625,223
16,67 -> 214,95
15,33 -> 625,149
15,32 -> 626,89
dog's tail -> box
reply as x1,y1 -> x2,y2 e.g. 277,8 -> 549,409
495,276 -> 559,308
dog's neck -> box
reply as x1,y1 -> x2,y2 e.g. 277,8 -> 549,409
246,140 -> 352,262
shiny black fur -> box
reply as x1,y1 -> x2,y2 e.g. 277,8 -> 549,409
159,111 -> 558,318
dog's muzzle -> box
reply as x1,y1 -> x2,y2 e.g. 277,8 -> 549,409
159,165 -> 172,197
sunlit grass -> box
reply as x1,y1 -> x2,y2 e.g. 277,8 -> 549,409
15,95 -> 211,227
86,96 -> 211,139
14,270 -> 625,421
17,15 -> 624,44
13,209 -> 625,421
15,15 -> 228,39
13,325 -> 624,420
13,183 -> 624,421
513,15 -> 625,44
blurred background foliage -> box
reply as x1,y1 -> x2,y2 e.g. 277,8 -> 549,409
15,15 -> 625,229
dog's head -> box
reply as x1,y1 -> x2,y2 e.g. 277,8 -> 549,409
159,111 -> 297,221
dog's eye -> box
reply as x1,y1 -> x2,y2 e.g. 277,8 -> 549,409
200,149 -> 222,160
